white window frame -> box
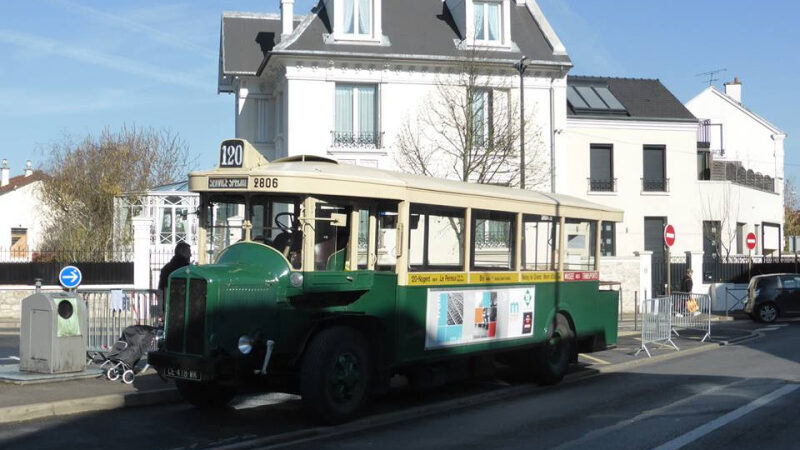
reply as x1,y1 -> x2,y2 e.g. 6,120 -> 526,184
334,0 -> 382,43
468,0 -> 511,49
334,84 -> 379,145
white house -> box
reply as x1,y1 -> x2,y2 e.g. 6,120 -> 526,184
0,159 -> 48,260
218,0 -> 571,190
685,78 -> 785,256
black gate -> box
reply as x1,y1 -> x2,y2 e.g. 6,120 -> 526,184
651,254 -> 688,297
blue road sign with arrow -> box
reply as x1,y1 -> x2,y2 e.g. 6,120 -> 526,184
58,266 -> 82,289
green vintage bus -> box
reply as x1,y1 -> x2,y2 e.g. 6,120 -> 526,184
149,139 -> 623,423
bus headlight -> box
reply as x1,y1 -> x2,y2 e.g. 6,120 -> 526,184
238,335 -> 254,355
290,272 -> 304,287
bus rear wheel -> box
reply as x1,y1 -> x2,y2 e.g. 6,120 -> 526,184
176,380 -> 236,408
534,314 -> 574,385
300,326 -> 373,424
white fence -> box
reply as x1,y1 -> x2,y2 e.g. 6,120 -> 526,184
79,289 -> 160,351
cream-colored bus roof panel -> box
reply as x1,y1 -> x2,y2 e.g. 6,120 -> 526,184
190,158 -> 623,222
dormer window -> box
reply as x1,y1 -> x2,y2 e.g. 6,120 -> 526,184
329,0 -> 382,43
342,0 -> 371,36
474,1 -> 501,43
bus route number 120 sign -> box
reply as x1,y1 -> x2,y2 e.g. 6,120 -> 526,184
219,139 -> 244,168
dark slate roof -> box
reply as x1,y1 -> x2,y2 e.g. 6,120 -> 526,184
281,0 -> 569,64
220,13 -> 301,75
568,76 -> 696,122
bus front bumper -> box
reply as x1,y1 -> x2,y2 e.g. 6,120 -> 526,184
148,351 -> 241,382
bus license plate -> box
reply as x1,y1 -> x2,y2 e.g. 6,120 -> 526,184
165,367 -> 201,381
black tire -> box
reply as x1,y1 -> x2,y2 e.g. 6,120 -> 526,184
300,326 -> 372,424
757,303 -> 779,323
533,314 -> 574,385
175,380 -> 236,408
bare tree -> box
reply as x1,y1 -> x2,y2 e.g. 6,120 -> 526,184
38,125 -> 195,259
783,178 -> 800,252
394,50 -> 547,189
699,183 -> 741,258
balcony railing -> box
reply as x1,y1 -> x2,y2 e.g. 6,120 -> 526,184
642,177 -> 669,192
330,131 -> 383,149
587,178 -> 617,192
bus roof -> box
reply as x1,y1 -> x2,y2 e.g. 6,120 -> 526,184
190,155 -> 623,222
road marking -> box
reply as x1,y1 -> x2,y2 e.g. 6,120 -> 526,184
653,383 -> 799,450
754,327 -> 780,332
550,379 -> 749,450
578,353 -> 610,365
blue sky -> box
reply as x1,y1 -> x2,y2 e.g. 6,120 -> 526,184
1,1 -> 797,182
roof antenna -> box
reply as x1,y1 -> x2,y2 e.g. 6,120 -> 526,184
695,68 -> 727,87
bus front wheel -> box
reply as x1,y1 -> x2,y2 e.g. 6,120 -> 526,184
300,326 -> 373,424
534,314 -> 574,385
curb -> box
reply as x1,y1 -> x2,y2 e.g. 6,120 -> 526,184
0,388 -> 180,424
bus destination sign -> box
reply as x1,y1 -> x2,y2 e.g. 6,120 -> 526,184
208,177 -> 248,189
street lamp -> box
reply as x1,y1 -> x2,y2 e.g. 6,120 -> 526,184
513,56 -> 528,190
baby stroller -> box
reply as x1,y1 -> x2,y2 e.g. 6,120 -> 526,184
90,325 -> 159,384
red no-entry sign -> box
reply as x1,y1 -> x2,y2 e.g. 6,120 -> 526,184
746,232 -> 757,250
664,224 -> 676,248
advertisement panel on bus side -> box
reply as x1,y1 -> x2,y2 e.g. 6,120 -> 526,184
424,286 -> 535,349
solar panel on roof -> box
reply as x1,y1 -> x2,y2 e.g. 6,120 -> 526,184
594,87 -> 625,111
575,86 -> 607,109
567,86 -> 589,109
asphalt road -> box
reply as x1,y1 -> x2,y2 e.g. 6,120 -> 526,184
0,332 -> 19,362
0,319 -> 797,450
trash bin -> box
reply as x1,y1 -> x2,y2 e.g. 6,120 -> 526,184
19,292 -> 88,374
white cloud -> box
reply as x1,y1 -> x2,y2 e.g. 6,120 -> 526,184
0,30 -> 207,91
50,0 -> 217,60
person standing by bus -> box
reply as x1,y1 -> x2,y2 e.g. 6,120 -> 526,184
158,242 -> 192,318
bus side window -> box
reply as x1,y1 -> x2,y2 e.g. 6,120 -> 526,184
375,204 -> 399,271
409,205 -> 464,272
314,203 -> 351,271
564,219 -> 597,271
522,215 -> 560,271
472,210 -> 515,271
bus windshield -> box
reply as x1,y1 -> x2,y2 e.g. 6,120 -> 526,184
202,194 -> 303,268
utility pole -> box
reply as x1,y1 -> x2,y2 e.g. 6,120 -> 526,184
514,56 -> 528,190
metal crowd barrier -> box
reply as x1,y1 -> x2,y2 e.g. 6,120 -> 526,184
78,289 -> 161,352
635,296 -> 679,358
670,292 -> 712,342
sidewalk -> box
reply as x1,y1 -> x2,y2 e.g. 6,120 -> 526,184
0,316 -> 756,425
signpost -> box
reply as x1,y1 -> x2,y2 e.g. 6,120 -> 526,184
664,224 -> 676,295
58,266 -> 82,290
746,232 -> 757,279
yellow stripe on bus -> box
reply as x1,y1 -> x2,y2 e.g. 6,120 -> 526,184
407,273 -> 468,286
407,271 -> 583,286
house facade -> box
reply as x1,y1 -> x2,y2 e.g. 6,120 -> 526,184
685,79 -> 785,256
0,160 -> 48,260
563,76 -> 784,260
219,0 -> 571,190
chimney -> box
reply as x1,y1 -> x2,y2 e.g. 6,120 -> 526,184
24,160 -> 32,177
724,76 -> 742,103
1,159 -> 8,187
281,0 -> 295,38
